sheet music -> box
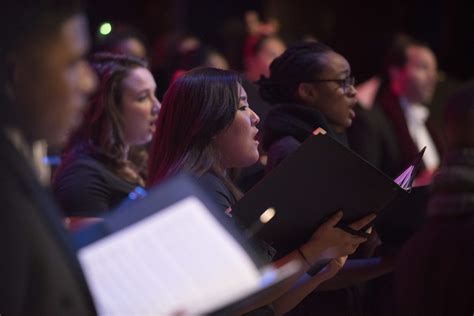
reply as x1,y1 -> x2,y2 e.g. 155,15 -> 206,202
78,196 -> 261,315
394,165 -> 414,190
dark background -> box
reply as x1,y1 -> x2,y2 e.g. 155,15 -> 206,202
85,0 -> 473,82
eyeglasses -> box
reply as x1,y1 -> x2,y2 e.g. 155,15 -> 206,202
309,76 -> 355,93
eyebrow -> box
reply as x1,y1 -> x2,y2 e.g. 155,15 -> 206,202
137,86 -> 157,94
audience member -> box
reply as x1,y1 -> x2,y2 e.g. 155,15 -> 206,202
348,36 -> 444,180
393,81 -> 474,315
147,67 -> 374,314
0,0 -> 98,314
234,34 -> 287,192
54,53 -> 160,218
259,42 -> 393,316
259,42 -> 357,170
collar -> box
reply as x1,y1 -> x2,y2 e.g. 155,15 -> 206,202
400,97 -> 430,123
3,127 -> 50,185
262,102 -> 345,150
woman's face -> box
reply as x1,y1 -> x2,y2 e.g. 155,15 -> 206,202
214,85 -> 260,169
308,52 -> 357,132
121,67 -> 161,146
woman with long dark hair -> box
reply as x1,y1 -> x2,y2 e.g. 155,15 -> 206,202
54,53 -> 160,217
148,67 -> 374,314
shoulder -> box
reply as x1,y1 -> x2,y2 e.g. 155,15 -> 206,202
197,173 -> 231,199
61,154 -> 107,173
265,135 -> 301,173
197,172 -> 236,211
54,155 -> 108,190
54,155 -> 133,216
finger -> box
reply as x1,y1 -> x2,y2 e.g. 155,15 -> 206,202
352,236 -> 367,244
334,255 -> 348,266
335,228 -> 366,244
349,213 -> 376,230
324,211 -> 343,227
345,244 -> 359,255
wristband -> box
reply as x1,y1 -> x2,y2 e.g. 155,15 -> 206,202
297,247 -> 311,267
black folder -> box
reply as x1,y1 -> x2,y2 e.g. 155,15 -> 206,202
233,129 -> 424,257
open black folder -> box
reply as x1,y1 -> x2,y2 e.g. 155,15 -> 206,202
233,128 -> 425,257
73,173 -> 300,315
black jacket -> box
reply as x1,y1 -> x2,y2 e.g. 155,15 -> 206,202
262,102 -> 348,173
348,87 -> 444,177
261,103 -> 365,316
0,132 -> 96,315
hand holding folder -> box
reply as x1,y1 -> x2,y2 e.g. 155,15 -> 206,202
299,211 -> 374,264
233,128 -> 425,258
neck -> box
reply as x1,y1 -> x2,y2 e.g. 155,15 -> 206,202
402,94 -> 420,105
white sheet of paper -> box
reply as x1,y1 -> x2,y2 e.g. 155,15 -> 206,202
394,165 -> 414,190
78,196 -> 262,315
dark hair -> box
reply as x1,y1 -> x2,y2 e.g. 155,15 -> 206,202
444,81 -> 474,149
177,46 -> 224,70
258,42 -> 334,104
381,34 -> 429,80
94,25 -> 148,57
372,34 -> 434,101
58,53 -> 148,185
147,67 -> 242,195
0,0 -> 82,104
243,34 -> 284,61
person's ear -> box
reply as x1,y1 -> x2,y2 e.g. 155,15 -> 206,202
297,82 -> 318,104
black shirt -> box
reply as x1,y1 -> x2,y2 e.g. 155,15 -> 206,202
54,155 -> 137,217
197,172 -> 276,263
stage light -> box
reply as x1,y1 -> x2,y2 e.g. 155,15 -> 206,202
259,207 -> 275,224
99,22 -> 112,36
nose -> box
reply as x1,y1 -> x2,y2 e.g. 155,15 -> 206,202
250,108 -> 260,126
347,84 -> 357,97
152,96 -> 161,116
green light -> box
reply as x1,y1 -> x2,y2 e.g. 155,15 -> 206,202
99,22 -> 112,36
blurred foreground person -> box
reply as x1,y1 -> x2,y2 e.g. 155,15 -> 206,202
393,81 -> 474,316
0,1 -> 98,314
